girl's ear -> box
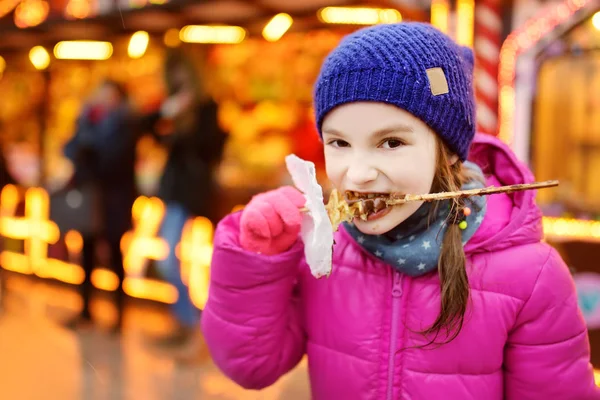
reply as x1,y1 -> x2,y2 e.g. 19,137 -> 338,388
449,154 -> 459,165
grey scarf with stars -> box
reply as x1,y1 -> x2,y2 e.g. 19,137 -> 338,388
343,162 -> 487,277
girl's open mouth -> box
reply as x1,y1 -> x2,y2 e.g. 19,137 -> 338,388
343,191 -> 400,220
365,206 -> 392,221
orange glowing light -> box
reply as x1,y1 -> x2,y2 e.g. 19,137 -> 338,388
64,230 -> 83,255
0,186 -> 181,306
431,0 -> 450,34
543,217 -> 600,242
0,184 -> 19,217
179,217 -> 214,309
0,0 -> 20,19
0,186 -> 59,277
498,0 -> 591,144
0,252 -> 31,275
64,0 -> 91,19
44,258 -> 84,284
122,196 -> 169,277
91,268 -> 120,291
456,0 -> 475,47
123,277 -> 178,304
14,0 -> 49,28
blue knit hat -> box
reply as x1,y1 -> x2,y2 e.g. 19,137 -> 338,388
314,22 -> 476,161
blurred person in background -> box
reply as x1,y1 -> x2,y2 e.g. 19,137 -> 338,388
62,79 -> 137,333
139,49 -> 227,361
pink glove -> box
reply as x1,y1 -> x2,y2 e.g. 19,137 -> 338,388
240,186 -> 305,255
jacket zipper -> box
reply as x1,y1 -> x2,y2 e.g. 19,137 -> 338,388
387,272 -> 403,400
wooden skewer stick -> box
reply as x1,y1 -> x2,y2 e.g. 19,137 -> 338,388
386,180 -> 559,205
300,180 -> 559,213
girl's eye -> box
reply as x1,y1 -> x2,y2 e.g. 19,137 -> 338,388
381,139 -> 404,149
328,139 -> 350,148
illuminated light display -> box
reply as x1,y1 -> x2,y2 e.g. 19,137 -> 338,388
0,186 -> 217,306
317,7 -> 401,25
498,0 -> 591,144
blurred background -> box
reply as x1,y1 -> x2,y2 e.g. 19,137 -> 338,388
1,0 -> 600,398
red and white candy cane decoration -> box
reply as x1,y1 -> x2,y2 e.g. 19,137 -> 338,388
474,0 -> 503,136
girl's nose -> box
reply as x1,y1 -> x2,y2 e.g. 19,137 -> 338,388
346,163 -> 378,186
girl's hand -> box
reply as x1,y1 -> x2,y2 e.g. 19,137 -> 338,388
240,186 -> 305,255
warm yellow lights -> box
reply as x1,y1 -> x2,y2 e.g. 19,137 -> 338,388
592,11 -> 600,30
121,196 -> 169,277
91,268 -> 120,291
595,369 -> 600,386
179,25 -> 246,44
29,46 -> 50,70
456,0 -> 475,47
430,0 -> 450,34
44,258 -> 84,284
0,185 -> 207,306
0,184 -> 19,218
0,0 -> 20,19
64,229 -> 83,255
54,41 -> 113,60
14,0 -> 49,28
262,13 -> 293,42
124,277 -> 178,304
318,7 -> 401,25
1,252 -> 32,275
179,217 -> 213,309
64,0 -> 91,19
543,217 -> 600,241
128,31 -> 149,59
163,28 -> 181,47
0,186 -> 59,278
0,55 -> 6,75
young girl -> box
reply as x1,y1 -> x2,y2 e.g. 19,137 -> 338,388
201,23 -> 599,399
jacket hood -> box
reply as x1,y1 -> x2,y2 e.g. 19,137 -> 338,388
465,133 -> 544,253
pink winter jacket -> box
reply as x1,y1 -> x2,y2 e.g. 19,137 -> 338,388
201,134 -> 600,399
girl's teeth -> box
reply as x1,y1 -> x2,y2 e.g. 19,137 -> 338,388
346,191 -> 393,200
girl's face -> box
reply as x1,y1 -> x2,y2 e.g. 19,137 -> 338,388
322,102 -> 440,235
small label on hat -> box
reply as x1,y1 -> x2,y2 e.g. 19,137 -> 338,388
426,67 -> 449,96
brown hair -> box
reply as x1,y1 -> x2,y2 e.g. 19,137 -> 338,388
421,137 -> 482,346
